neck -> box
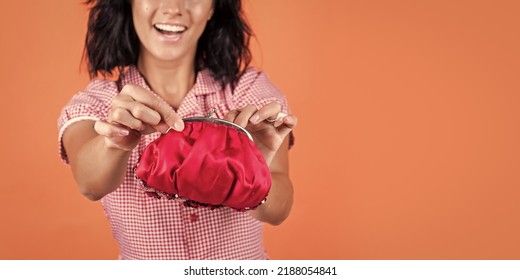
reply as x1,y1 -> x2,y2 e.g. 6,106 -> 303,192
136,51 -> 197,109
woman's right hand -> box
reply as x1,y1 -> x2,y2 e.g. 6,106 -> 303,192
93,84 -> 184,151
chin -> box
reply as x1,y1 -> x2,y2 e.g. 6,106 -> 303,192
152,48 -> 190,63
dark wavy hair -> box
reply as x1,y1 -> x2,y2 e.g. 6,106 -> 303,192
84,0 -> 253,87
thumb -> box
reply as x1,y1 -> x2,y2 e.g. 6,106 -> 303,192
275,115 -> 297,138
94,120 -> 130,137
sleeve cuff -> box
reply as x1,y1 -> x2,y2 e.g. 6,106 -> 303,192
58,116 -> 100,164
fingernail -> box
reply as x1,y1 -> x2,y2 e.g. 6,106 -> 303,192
118,129 -> 129,136
250,114 -> 260,124
174,121 -> 184,131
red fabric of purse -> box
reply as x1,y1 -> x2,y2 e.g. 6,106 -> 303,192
134,117 -> 271,211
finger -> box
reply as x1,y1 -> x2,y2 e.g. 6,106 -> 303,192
108,107 -> 145,131
94,120 -> 130,137
138,123 -> 168,135
150,96 -> 184,131
139,124 -> 158,135
268,112 -> 288,124
249,102 -> 282,124
273,114 -> 296,127
111,93 -> 134,103
120,84 -> 184,131
153,121 -> 171,134
111,98 -> 162,126
275,115 -> 298,138
234,105 -> 258,128
223,110 -> 239,122
112,96 -> 169,134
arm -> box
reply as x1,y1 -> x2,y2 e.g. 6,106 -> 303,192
62,84 -> 182,201
224,102 -> 297,225
250,136 -> 293,225
62,121 -> 132,200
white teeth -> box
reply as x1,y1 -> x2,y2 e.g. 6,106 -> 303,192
154,24 -> 187,32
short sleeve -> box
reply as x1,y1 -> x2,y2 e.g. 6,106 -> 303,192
231,68 -> 295,148
231,68 -> 291,114
57,79 -> 118,163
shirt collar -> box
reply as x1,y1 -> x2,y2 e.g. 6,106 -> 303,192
122,65 -> 220,96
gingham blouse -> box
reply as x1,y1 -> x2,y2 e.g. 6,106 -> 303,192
58,66 -> 290,259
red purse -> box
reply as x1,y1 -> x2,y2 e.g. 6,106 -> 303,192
134,115 -> 271,211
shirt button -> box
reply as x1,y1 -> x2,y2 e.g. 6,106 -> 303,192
189,214 -> 199,222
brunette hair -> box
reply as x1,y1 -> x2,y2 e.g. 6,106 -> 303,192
84,0 -> 253,86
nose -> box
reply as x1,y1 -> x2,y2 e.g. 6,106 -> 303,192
160,0 -> 185,16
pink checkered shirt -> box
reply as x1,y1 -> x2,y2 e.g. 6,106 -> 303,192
58,65 -> 290,259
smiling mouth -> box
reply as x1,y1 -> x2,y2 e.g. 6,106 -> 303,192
154,23 -> 187,35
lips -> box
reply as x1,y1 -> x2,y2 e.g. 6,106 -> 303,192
154,23 -> 187,34
153,23 -> 187,42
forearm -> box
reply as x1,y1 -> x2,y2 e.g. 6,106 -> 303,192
250,172 -> 294,225
70,135 -> 131,201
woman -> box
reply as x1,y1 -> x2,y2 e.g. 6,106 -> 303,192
58,0 -> 297,259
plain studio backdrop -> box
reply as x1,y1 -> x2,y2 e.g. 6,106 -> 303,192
0,0 -> 518,259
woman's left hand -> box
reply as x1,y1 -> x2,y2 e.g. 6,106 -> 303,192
224,102 -> 297,166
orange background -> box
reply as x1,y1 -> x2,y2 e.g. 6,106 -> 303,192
1,0 -> 519,259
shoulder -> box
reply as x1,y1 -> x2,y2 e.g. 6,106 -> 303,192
85,78 -> 119,92
59,78 -> 119,123
63,79 -> 119,110
234,67 -> 279,95
231,67 -> 288,110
